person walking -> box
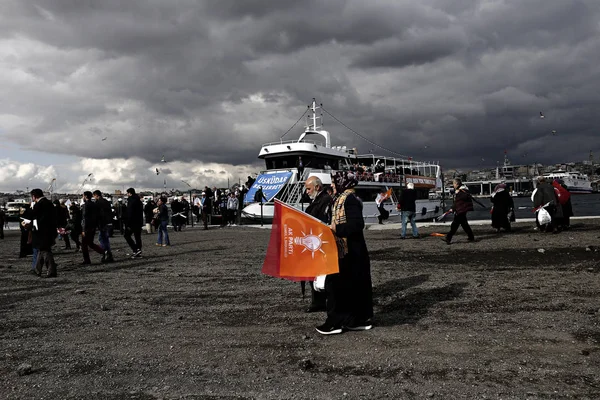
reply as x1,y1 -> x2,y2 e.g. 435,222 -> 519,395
29,188 -> 58,278
532,176 -> 561,233
92,190 -> 114,263
18,204 -> 33,258
144,199 -> 156,234
490,183 -> 514,232
192,194 -> 201,223
443,178 -> 475,244
226,192 -> 239,226
399,182 -> 419,239
316,172 -> 373,335
124,188 -> 143,258
81,191 -> 105,264
0,206 -> 5,239
201,192 -> 211,230
69,202 -> 82,252
170,197 -> 183,232
303,176 -> 332,313
156,197 -> 171,246
375,189 -> 390,224
54,199 -> 72,249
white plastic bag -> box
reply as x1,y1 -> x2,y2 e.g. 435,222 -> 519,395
313,275 -> 326,292
537,207 -> 551,225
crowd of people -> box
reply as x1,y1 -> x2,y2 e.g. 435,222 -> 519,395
6,183 -> 251,278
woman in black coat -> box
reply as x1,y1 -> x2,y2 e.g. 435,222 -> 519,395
490,184 -> 514,232
316,172 -> 373,335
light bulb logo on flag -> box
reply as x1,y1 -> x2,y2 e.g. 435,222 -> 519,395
293,229 -> 328,258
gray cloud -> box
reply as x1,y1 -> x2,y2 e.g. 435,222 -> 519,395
1,0 -> 599,178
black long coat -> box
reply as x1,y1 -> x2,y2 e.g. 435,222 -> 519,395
491,190 -> 514,229
327,192 -> 373,326
126,194 -> 144,228
31,197 -> 57,251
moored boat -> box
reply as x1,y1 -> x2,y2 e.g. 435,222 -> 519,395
241,100 -> 444,223
543,170 -> 592,194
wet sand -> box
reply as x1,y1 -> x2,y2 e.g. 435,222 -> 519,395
1,220 -> 599,399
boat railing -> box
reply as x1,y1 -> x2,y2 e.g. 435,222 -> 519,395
261,139 -> 351,150
277,170 -> 309,205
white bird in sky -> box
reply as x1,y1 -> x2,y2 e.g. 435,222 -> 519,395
539,111 -> 545,119
551,130 -> 557,135
161,155 -> 166,162
101,137 -> 107,141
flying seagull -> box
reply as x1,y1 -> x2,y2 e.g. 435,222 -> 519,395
155,168 -> 160,175
551,130 -> 557,135
539,111 -> 545,119
101,137 -> 107,141
161,155 -> 166,162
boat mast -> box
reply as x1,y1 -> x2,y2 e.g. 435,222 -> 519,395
307,98 -> 322,131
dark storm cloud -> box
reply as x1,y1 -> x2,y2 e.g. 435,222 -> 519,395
1,0 -> 600,172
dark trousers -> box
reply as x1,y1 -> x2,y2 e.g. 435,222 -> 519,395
324,272 -> 351,327
35,249 -> 56,276
70,230 -> 81,249
82,229 -> 104,263
202,211 -> 209,229
309,284 -> 326,309
124,226 -> 142,252
61,232 -> 71,249
447,213 -> 474,240
20,230 -> 33,257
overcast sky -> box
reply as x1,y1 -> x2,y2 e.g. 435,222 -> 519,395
1,0 -> 599,193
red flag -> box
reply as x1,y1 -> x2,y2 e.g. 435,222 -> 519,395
262,200 -> 339,281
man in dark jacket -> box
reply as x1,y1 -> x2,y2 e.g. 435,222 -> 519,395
444,178 -> 475,244
124,188 -> 143,258
170,197 -> 183,231
81,191 -> 105,264
399,182 -> 419,239
93,190 -> 114,263
303,176 -> 332,313
30,188 -> 58,277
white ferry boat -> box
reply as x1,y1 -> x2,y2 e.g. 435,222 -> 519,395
543,170 -> 592,194
241,100 -> 445,223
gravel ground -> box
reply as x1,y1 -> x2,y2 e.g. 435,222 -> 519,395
1,220 -> 599,399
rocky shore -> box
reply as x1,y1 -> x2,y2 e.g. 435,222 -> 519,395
1,220 -> 599,399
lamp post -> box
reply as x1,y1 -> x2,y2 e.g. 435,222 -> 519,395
181,180 -> 193,227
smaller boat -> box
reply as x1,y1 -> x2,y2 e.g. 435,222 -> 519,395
543,170 -> 592,194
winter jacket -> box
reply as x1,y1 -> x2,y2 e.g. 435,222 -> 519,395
452,186 -> 474,215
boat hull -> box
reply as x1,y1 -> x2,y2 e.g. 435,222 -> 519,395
242,199 -> 444,224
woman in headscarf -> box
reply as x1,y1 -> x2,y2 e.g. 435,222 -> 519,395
315,172 -> 373,335
490,183 -> 514,232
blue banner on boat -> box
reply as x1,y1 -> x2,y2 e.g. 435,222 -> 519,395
245,171 -> 293,203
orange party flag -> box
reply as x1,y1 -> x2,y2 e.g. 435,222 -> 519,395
262,200 -> 339,281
